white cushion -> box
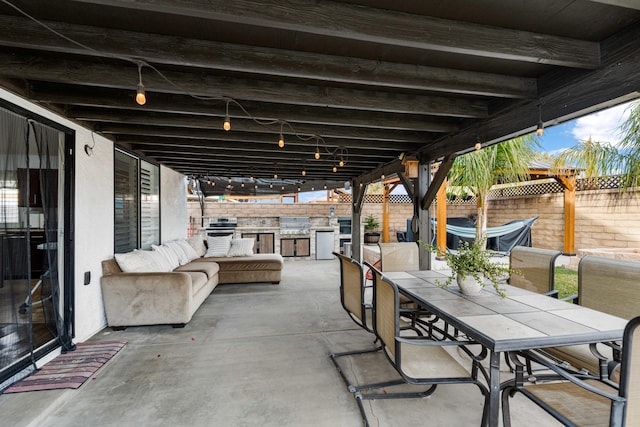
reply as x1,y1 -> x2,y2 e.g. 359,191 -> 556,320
187,234 -> 207,257
147,249 -> 174,272
165,241 -> 189,265
227,238 -> 255,257
152,244 -> 180,270
205,235 -> 233,257
115,250 -> 162,273
175,239 -> 200,261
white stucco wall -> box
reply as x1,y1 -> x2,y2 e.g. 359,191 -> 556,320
161,165 -> 188,241
0,88 -> 187,343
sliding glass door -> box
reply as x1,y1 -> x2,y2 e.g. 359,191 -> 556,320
0,104 -> 74,386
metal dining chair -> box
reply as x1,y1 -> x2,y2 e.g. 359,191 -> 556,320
502,316 -> 640,427
352,262 -> 489,426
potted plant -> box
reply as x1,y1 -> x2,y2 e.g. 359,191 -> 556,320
419,238 -> 514,297
363,214 -> 381,244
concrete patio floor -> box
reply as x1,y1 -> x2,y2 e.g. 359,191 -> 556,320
0,259 -> 561,426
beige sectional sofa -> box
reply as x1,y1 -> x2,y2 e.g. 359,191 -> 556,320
100,235 -> 284,329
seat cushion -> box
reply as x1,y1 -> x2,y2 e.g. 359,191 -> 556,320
199,254 -> 283,272
176,261 -> 220,280
183,271 -> 209,295
398,341 -> 470,380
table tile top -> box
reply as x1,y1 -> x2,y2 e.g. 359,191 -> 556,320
457,314 -> 547,341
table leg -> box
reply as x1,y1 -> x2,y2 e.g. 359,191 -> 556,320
487,350 -> 501,426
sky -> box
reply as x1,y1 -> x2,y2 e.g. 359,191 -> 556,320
537,100 -> 635,155
298,99 -> 638,202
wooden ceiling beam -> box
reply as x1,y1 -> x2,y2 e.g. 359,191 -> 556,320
75,0 -> 600,68
0,16 -> 536,99
78,116 -> 433,143
31,86 -> 461,133
421,23 -> 640,161
115,134 -> 421,152
0,52 -> 488,118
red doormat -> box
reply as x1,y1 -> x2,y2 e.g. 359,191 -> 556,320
2,340 -> 127,393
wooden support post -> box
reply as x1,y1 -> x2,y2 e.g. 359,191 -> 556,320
351,180 -> 366,261
418,161 -> 432,270
382,182 -> 390,242
556,175 -> 577,255
436,178 -> 447,253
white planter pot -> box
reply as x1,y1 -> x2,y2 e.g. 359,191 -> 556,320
456,273 -> 483,296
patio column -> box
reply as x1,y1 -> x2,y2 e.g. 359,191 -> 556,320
436,178 -> 447,253
417,161 -> 432,270
382,181 -> 390,242
351,179 -> 365,261
555,174 -> 577,255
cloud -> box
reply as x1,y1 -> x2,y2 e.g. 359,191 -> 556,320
570,101 -> 634,145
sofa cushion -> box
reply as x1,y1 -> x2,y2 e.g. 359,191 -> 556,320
176,261 -> 220,280
188,234 -> 207,257
175,239 -> 200,261
183,271 -> 209,295
114,250 -> 163,273
200,254 -> 283,271
165,241 -> 190,265
227,238 -> 255,257
147,249 -> 174,272
152,244 -> 180,270
205,235 -> 232,257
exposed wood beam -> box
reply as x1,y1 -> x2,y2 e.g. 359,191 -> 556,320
421,155 -> 456,210
0,52 -> 488,118
76,115 -> 433,143
115,134 -> 420,152
0,16 -> 537,99
75,0 -> 601,68
587,0 -> 640,10
32,86 -> 461,133
421,24 -> 640,161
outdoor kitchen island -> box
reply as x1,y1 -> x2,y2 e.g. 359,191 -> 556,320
198,215 -> 348,260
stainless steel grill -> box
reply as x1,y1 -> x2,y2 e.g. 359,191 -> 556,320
279,216 -> 311,235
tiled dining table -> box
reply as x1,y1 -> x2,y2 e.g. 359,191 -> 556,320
382,270 -> 628,426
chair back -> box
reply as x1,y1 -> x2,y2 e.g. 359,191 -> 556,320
508,246 -> 561,294
578,256 -> 640,320
366,262 -> 399,359
378,242 -> 419,272
620,317 -> 640,426
334,252 -> 370,332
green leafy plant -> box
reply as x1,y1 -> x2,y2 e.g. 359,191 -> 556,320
363,214 -> 380,232
419,238 -> 515,297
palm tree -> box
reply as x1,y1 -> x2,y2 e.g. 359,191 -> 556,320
553,101 -> 640,189
447,135 -> 540,243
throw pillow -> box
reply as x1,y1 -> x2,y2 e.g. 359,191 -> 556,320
205,235 -> 232,257
175,239 -> 200,261
147,249 -> 174,272
187,234 -> 207,257
152,244 -> 180,270
165,241 -> 189,265
115,250 -> 162,273
227,238 -> 255,257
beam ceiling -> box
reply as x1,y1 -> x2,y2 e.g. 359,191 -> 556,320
0,0 -> 639,196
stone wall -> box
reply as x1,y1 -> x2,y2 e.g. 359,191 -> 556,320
188,186 -> 640,258
447,189 -> 640,252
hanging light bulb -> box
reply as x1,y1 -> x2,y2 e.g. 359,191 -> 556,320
536,102 -> 544,137
339,159 -> 344,167
228,177 -> 232,184
332,165 -> 337,173
323,184 -> 327,190
274,172 -> 278,179
269,183 -> 273,188
311,186 -> 314,191
278,122 -> 285,148
381,174 -> 385,180
135,62 -> 146,106
297,186 -> 301,192
281,186 -> 285,190
475,141 -> 482,151
223,100 -> 231,131
314,150 -> 320,160
301,168 -> 306,177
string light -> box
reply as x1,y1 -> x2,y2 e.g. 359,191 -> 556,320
223,100 -> 231,131
339,159 -> 345,167
332,165 -> 337,173
301,167 -> 306,177
274,172 -> 278,179
135,62 -> 146,106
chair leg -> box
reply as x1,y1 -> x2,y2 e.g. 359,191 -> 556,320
356,384 -> 438,400
329,345 -> 384,391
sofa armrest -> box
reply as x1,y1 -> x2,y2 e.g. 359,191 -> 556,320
101,272 -> 193,327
